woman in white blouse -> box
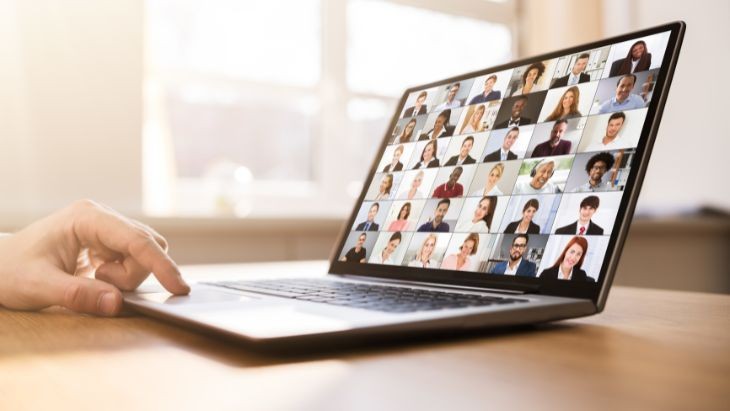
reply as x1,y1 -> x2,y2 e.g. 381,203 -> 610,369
455,196 -> 497,233
408,233 -> 439,268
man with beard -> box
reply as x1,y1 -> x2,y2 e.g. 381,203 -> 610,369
572,152 -> 616,192
491,234 -> 537,277
417,199 -> 451,232
531,120 -> 571,157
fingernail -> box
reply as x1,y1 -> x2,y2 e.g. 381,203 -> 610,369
99,292 -> 120,316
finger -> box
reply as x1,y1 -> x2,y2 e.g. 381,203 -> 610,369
71,202 -> 189,294
87,246 -> 123,269
95,257 -> 152,292
128,220 -> 169,252
40,266 -> 123,316
95,202 -> 169,252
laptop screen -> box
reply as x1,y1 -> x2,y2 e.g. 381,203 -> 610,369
331,24 -> 683,300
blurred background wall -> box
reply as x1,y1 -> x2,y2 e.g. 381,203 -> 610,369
0,0 -> 727,292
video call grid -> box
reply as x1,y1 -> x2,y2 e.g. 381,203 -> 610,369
339,33 -> 670,282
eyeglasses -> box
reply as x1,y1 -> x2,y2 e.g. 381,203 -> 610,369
511,243 -> 527,249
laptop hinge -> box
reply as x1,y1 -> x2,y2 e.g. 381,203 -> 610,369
335,274 -> 534,295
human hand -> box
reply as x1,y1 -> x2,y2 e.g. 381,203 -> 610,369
0,200 -> 190,316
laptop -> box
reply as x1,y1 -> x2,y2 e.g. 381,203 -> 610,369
124,22 -> 685,345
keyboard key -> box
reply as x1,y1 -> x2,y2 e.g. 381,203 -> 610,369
203,278 -> 527,313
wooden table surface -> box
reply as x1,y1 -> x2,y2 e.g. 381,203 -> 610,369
1,261 -> 728,411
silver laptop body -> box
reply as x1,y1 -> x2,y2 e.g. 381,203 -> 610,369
125,22 -> 685,345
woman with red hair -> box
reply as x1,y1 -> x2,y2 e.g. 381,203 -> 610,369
539,236 -> 594,282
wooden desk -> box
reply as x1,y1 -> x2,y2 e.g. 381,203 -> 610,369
1,261 -> 728,410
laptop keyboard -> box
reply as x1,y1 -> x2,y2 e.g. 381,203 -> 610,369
203,278 -> 528,313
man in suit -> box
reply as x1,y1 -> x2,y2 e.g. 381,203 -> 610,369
530,120 -> 571,158
551,53 -> 591,88
403,91 -> 428,118
494,96 -> 532,129
483,127 -> 519,162
444,136 -> 477,166
469,74 -> 501,104
355,203 -> 380,231
555,195 -> 604,235
491,234 -> 537,277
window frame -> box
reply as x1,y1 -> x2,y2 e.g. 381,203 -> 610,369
143,0 -> 518,218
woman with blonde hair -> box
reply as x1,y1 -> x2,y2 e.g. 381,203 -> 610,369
440,233 -> 480,271
397,170 -> 425,200
545,86 -> 582,121
459,104 -> 486,135
408,233 -> 439,268
471,163 -> 505,196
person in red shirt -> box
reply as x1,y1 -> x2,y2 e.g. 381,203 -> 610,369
432,166 -> 464,198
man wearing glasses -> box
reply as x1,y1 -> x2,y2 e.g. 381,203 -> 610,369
491,234 -> 537,277
573,152 -> 616,192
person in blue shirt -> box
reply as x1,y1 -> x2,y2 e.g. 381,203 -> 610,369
417,199 -> 451,232
598,74 -> 646,114
469,74 -> 501,104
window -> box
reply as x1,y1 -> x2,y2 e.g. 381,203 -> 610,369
144,0 -> 515,217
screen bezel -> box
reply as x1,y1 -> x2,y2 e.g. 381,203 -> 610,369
328,22 -> 686,306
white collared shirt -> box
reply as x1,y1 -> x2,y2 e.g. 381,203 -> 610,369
585,135 -> 630,152
504,258 -> 521,275
435,100 -> 461,111
631,59 -> 639,73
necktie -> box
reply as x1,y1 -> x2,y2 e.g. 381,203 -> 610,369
365,222 -> 371,231
579,226 -> 586,235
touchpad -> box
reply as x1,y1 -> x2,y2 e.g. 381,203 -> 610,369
134,289 -> 256,305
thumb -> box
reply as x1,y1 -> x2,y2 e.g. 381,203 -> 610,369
44,268 -> 124,316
